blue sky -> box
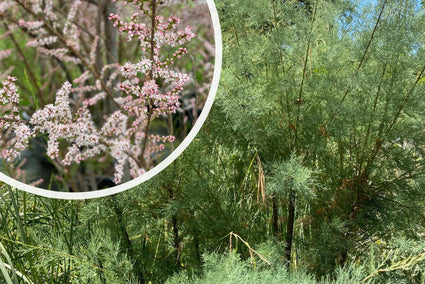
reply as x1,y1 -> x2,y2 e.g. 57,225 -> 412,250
357,0 -> 422,11
359,0 -> 377,9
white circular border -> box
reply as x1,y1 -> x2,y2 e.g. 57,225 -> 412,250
0,0 -> 222,200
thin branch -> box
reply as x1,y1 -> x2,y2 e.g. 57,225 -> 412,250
0,116 -> 41,126
294,0 -> 318,148
385,63 -> 425,136
363,63 -> 425,173
140,0 -> 157,169
229,232 -> 272,266
357,63 -> 387,175
326,0 -> 387,127
3,23 -> 45,106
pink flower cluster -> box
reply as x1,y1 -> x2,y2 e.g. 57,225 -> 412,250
0,77 -> 35,160
0,1 -> 13,14
0,76 -> 19,105
109,2 -> 195,118
17,0 -> 82,64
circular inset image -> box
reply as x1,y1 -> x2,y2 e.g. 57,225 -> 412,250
0,0 -> 221,198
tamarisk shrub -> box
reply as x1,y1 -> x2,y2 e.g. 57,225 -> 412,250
0,0 -> 203,191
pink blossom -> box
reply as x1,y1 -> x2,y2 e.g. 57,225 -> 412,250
18,19 -> 44,30
37,47 -> 68,60
26,36 -> 58,47
0,1 -> 14,13
63,0 -> 82,36
0,76 -> 19,104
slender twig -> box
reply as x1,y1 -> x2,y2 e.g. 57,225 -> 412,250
140,0 -> 157,169
0,116 -> 41,126
191,55 -> 198,123
363,63 -> 425,173
229,232 -> 272,266
357,63 -> 387,175
385,64 -> 425,136
3,23 -> 45,106
294,0 -> 318,148
326,1 -> 387,127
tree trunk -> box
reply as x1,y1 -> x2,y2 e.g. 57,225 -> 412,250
168,188 -> 181,266
285,189 -> 295,266
272,196 -> 279,235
